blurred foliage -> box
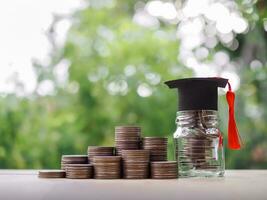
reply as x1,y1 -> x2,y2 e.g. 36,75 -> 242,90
0,0 -> 267,169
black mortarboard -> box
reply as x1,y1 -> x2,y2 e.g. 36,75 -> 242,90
164,77 -> 228,111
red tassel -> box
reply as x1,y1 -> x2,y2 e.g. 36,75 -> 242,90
226,82 -> 242,149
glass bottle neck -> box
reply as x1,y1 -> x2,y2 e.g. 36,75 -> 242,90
176,110 -> 219,129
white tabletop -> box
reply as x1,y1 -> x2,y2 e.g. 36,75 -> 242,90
0,170 -> 266,200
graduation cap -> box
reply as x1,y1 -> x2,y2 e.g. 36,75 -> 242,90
165,77 -> 242,150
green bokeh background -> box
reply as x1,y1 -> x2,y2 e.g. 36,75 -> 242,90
0,0 -> 267,169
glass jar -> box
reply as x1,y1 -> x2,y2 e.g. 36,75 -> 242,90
174,110 -> 225,177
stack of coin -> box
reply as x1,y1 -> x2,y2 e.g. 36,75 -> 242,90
115,126 -> 141,155
61,155 -> 88,170
38,170 -> 66,178
65,164 -> 93,179
142,137 -> 168,161
93,156 -> 121,179
122,150 -> 150,179
87,146 -> 114,163
150,161 -> 178,179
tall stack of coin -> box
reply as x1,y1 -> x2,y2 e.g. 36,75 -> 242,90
93,156 -> 121,179
151,161 -> 178,179
115,126 -> 141,156
38,170 -> 66,178
87,146 -> 114,163
65,164 -> 93,179
61,155 -> 88,170
142,137 -> 168,161
122,150 -> 150,179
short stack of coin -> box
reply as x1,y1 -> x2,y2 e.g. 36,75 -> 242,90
93,156 -> 121,179
142,137 -> 168,161
61,155 -> 88,170
122,150 -> 150,179
65,164 -> 93,179
38,170 -> 66,178
87,146 -> 114,163
150,161 -> 178,179
115,126 -> 141,156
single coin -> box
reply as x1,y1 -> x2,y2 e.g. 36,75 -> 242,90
88,146 -> 114,150
93,156 -> 121,163
38,170 -> 66,178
